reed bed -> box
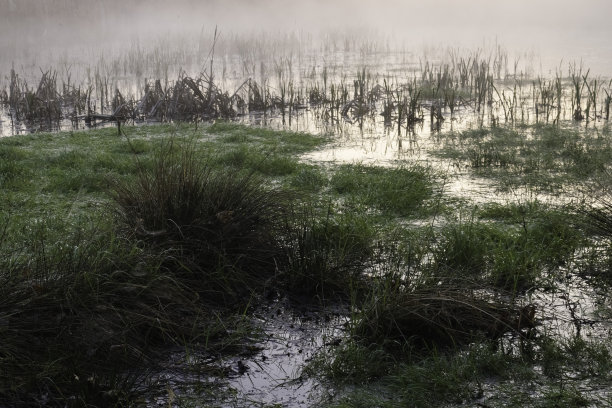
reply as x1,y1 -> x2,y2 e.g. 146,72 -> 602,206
2,36 -> 610,136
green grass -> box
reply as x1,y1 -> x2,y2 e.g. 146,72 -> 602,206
330,163 -> 437,217
0,122 -> 373,406
311,334 -> 611,407
433,124 -> 612,192
0,122 -> 330,405
287,165 -> 328,192
0,214 -> 256,406
0,121 -> 610,407
281,205 -> 377,298
212,144 -> 300,176
206,121 -> 329,154
428,208 -> 584,291
112,138 -> 298,306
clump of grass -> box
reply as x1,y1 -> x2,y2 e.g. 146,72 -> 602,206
428,210 -> 583,292
488,234 -> 545,291
467,146 -> 516,168
581,178 -> 612,283
0,144 -> 31,189
212,145 -> 299,176
207,121 -> 329,155
432,220 -> 496,276
353,284 -> 535,352
0,217 -> 229,406
281,207 -> 376,298
583,191 -> 612,239
316,334 -> 611,408
0,130 -> 308,405
288,165 -> 328,192
111,138 -> 292,305
434,124 -> 612,192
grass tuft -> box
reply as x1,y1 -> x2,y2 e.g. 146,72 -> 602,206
111,138 -> 293,305
354,285 -> 535,352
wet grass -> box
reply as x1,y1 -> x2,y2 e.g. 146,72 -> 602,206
112,139 -> 295,306
1,122 -> 611,406
579,183 -> 612,286
2,21 -> 612,407
0,124 -> 298,405
281,207 -> 377,299
434,124 -> 612,192
443,209 -> 583,290
209,121 -> 329,154
0,121 -> 380,405
313,334 -> 611,407
330,164 -> 438,217
0,209 -> 269,405
0,125 -> 262,402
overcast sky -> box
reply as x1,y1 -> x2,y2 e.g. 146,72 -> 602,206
173,0 -> 612,34
3,0 -> 610,36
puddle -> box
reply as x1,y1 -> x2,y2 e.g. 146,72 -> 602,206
223,300 -> 347,407
533,272 -> 612,341
149,298 -> 348,407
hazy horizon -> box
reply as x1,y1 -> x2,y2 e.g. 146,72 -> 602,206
1,0 -> 611,75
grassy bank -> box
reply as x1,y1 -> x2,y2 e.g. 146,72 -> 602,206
1,122 -> 611,407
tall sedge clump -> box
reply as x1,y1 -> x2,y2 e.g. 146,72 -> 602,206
112,138 -> 292,305
0,219 -> 167,406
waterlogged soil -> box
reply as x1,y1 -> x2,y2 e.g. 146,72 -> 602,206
149,299 -> 348,407
533,273 -> 612,341
1,40 -> 611,406
224,300 -> 347,407
216,284 -> 610,407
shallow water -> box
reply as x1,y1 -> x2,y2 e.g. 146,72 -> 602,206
148,298 -> 347,407
2,9 -> 611,405
224,300 -> 347,407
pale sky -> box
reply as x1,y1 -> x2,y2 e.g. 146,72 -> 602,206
1,0 -> 610,74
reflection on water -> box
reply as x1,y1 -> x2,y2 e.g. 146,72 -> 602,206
2,5 -> 611,405
225,301 -> 346,408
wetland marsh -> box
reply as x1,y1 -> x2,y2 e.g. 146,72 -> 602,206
1,1 -> 612,407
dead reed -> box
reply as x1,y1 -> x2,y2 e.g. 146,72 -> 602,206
2,39 -> 610,134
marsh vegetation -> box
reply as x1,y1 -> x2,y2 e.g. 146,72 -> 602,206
1,2 -> 612,406
1,118 -> 611,406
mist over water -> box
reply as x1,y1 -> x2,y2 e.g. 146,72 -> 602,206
1,0 -> 611,75
1,0 -> 611,138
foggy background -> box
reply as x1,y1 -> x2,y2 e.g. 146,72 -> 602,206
1,0 -> 611,75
